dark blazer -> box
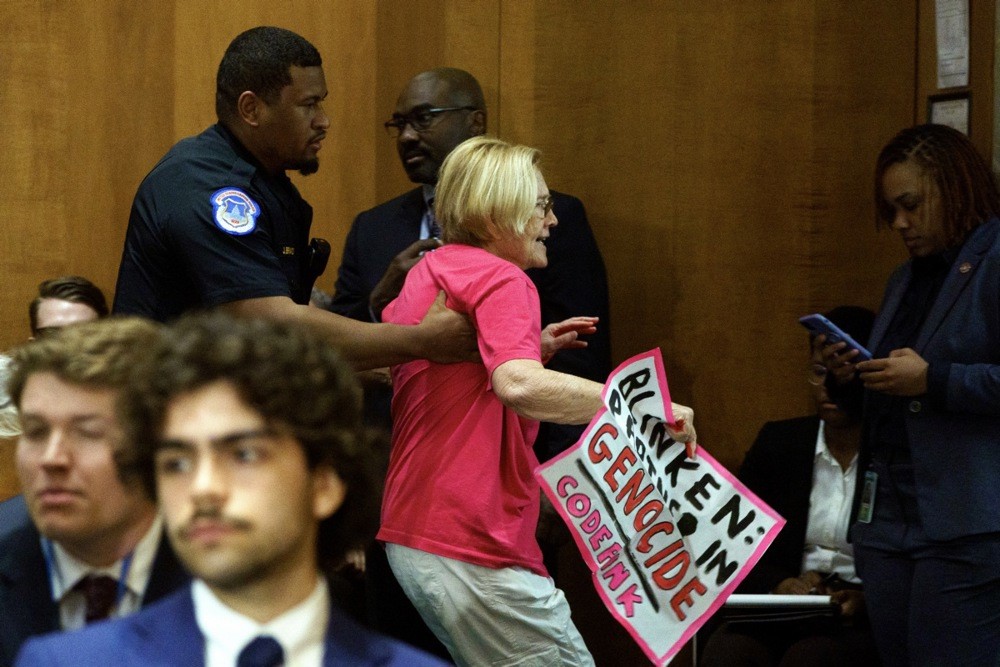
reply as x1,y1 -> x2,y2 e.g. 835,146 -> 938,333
735,416 -> 823,593
14,586 -> 450,666
861,217 -> 1000,540
329,187 -> 612,460
0,496 -> 189,667
0,495 -> 29,542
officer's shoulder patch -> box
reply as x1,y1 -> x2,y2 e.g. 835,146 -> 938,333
210,187 -> 260,236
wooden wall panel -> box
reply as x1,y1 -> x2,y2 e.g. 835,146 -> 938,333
2,2 -> 71,323
1,1 -> 175,352
996,0 -> 1000,171
808,4 -> 914,321
0,2 -> 979,662
0,440 -> 14,502
0,0 -> 176,500
498,1 -> 914,475
0,0 -> 971,564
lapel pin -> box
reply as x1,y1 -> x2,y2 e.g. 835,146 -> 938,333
958,261 -> 972,274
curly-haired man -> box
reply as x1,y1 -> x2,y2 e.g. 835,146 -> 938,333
15,313 -> 445,667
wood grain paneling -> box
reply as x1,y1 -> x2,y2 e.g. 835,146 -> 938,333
0,0 -> 175,344
171,0 -> 380,279
0,12 -> 988,663
0,0 -> 175,500
365,1 -> 501,225
0,440 -> 16,502
0,1 -> 967,469
499,1 -> 914,474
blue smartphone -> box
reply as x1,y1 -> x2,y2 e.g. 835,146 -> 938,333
798,313 -> 873,362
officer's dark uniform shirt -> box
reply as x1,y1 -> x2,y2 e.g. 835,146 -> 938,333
113,123 -> 313,321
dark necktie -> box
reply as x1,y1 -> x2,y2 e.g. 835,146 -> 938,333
237,635 -> 285,667
74,574 -> 119,623
426,200 -> 441,239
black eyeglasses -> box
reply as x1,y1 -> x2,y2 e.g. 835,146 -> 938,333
536,195 -> 554,217
384,106 -> 479,137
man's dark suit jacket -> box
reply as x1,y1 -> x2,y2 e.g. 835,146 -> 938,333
14,586 -> 449,667
0,496 -> 189,667
329,187 -> 612,461
735,415 -> 826,593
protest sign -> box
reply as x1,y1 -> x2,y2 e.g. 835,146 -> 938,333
536,349 -> 784,665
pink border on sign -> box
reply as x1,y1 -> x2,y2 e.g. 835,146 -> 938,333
537,349 -> 786,666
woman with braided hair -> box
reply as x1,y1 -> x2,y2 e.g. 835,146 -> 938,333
822,124 -> 1000,666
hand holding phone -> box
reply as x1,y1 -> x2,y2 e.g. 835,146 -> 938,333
798,313 -> 873,362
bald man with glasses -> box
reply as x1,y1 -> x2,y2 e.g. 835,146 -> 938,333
330,67 -> 611,454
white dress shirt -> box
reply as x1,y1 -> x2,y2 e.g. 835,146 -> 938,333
419,184 -> 437,240
47,515 -> 163,629
800,420 -> 860,583
193,576 -> 329,667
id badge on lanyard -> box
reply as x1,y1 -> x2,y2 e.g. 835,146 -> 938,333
857,470 -> 878,524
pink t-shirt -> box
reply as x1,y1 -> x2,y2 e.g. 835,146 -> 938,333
378,244 -> 546,576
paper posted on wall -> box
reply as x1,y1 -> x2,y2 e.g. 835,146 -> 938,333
535,349 -> 785,666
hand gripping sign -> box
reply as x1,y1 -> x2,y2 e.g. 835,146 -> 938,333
535,349 -> 784,666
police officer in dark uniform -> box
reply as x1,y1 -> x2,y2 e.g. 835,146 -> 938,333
114,121 -> 321,322
112,26 -> 473,370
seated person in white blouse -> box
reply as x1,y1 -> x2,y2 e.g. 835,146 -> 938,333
701,306 -> 880,667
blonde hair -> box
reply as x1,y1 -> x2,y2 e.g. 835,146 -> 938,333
435,135 -> 541,247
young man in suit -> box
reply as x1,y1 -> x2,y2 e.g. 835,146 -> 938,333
1,319 -> 189,667
15,313 -> 446,667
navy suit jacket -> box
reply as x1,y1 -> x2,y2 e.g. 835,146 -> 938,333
0,496 -> 189,667
735,416 -> 822,594
14,586 -> 450,666
330,187 -> 612,460
859,217 -> 1000,540
0,495 -> 29,542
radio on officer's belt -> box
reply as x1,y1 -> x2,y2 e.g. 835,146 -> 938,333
306,238 -> 331,293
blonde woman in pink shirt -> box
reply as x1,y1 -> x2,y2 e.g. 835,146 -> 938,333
378,135 -> 696,667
